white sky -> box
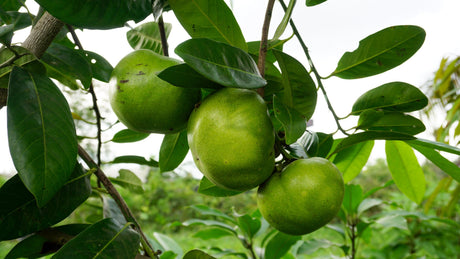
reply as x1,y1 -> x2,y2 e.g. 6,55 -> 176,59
1,0 -> 459,176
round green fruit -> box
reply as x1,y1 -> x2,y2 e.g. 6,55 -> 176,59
257,157 -> 344,235
187,88 -> 275,191
109,49 -> 201,133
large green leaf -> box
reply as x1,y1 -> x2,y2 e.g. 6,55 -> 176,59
52,218 -> 140,258
175,38 -> 266,89
408,143 -> 460,182
5,224 -> 89,259
111,129 -> 150,143
405,138 -> 460,156
198,176 -> 242,197
342,184 -> 363,215
332,25 -> 425,79
273,50 -> 317,120
273,95 -> 307,145
333,141 -> 374,183
157,63 -> 223,89
109,169 -> 144,194
358,111 -> 426,135
41,43 -> 92,90
7,66 -> 77,207
107,155 -> 159,167
159,130 -> 189,172
351,82 -> 428,115
264,232 -> 301,259
236,214 -> 261,240
0,163 -> 91,241
168,0 -> 247,51
126,21 -> 172,54
83,50 -> 113,83
35,0 -> 152,29
385,141 -> 425,204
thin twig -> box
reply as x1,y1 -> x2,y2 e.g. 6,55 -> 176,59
257,0 -> 276,97
158,16 -> 169,57
77,145 -> 159,259
278,0 -> 349,136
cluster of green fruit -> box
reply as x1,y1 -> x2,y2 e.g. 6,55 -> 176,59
109,49 -> 344,236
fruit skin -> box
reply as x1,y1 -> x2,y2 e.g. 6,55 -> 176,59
109,49 -> 201,133
257,157 -> 344,235
187,88 -> 275,191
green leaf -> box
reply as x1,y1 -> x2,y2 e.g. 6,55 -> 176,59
316,133 -> 334,158
298,131 -> 319,157
273,0 -> 297,41
168,0 -> 247,51
109,169 -> 144,194
41,43 -> 93,89
273,95 -> 307,145
83,51 -> 113,83
0,163 -> 91,241
5,224 -> 89,259
198,176 -> 243,197
127,21 -> 172,54
108,155 -> 159,167
7,66 -> 77,207
159,130 -> 189,172
330,131 -> 415,156
52,218 -> 140,258
237,214 -> 261,240
111,129 -> 150,143
333,141 -> 374,183
153,232 -> 183,258
296,239 -> 337,255
0,46 -> 36,88
385,141 -> 426,204
102,196 -> 126,225
175,38 -> 266,88
357,198 -> 382,216
408,143 -> 460,182
182,219 -> 237,234
188,204 -> 235,223
273,50 -> 317,119
306,0 -> 328,6
351,82 -> 428,115
192,228 -> 234,240
264,232 -> 301,259
183,249 -> 216,259
1,0 -> 23,12
157,63 -> 223,89
358,111 -> 426,135
35,0 -> 152,29
285,143 -> 308,159
332,25 -> 426,79
405,138 -> 460,156
342,184 -> 363,215
0,12 -> 32,45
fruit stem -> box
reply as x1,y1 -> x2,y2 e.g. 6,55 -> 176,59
257,0 -> 277,97
158,15 -> 169,57
278,0 -> 350,136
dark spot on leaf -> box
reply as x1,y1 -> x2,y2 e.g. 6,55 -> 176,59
120,79 -> 129,83
376,60 -> 383,66
136,71 -> 145,75
194,102 -> 201,109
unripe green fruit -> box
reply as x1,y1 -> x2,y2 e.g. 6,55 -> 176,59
257,157 -> 344,235
187,88 -> 275,191
109,49 -> 201,133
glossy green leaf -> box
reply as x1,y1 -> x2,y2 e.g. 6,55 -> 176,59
0,46 -> 36,88
330,131 -> 415,156
357,198 -> 382,216
35,0 -> 152,29
159,130 -> 189,172
5,224 -> 89,259
109,169 -> 144,194
333,141 -> 374,183
108,155 -> 159,167
111,129 -> 150,143
385,141 -> 426,204
182,219 -> 237,234
237,214 -> 261,240
7,66 -> 77,207
52,218 -> 140,258
351,82 -> 428,115
158,63 -> 223,89
316,133 -> 334,158
198,176 -> 242,197
342,184 -> 363,215
192,228 -> 234,240
273,0 -> 296,41
405,138 -> 460,156
0,163 -> 91,241
273,50 -> 317,119
41,43 -> 92,90
297,239 -> 338,255
306,0 -> 328,6
168,0 -> 247,51
358,111 -> 426,135
264,232 -> 301,259
83,51 -> 113,83
102,196 -> 127,225
189,204 -> 235,223
153,232 -> 183,258
409,143 -> 460,182
127,22 -> 172,54
332,25 -> 425,79
183,249 -> 216,259
273,95 -> 307,145
175,38 -> 266,88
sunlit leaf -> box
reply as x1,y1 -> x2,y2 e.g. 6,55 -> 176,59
333,141 -> 374,183
111,129 -> 150,143
159,130 -> 189,172
264,232 -> 301,259
127,22 -> 172,54
109,169 -> 144,194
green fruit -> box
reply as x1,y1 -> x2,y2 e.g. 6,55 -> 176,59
109,49 -> 201,133
257,157 -> 344,235
188,88 -> 275,191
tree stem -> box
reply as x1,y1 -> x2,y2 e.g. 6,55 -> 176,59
158,16 -> 169,57
257,0 -> 276,97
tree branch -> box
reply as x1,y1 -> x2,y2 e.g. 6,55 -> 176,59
257,0 -> 276,97
158,16 -> 169,57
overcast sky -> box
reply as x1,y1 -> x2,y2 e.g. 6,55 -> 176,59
1,0 -> 459,176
